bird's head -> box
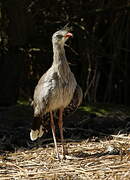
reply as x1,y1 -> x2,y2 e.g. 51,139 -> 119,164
52,28 -> 73,46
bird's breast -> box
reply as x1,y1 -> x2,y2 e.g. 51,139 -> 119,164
33,67 -> 77,114
47,72 -> 77,111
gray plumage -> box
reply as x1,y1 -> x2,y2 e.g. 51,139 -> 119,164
30,28 -> 82,159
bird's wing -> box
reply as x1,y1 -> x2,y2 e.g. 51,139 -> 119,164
33,69 -> 57,116
30,70 -> 58,141
62,84 -> 83,117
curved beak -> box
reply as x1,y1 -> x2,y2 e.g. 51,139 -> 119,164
64,32 -> 73,38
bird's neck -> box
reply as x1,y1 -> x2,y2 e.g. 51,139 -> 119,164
52,44 -> 68,66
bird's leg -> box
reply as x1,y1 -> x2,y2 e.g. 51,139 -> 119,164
50,111 -> 60,159
58,108 -> 68,159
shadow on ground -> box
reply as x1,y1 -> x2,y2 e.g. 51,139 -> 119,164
0,104 -> 130,153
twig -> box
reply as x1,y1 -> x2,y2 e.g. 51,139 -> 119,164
0,162 -> 26,172
65,44 -> 79,56
112,135 -> 130,140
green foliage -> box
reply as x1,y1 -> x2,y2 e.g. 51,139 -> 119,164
80,104 -> 130,117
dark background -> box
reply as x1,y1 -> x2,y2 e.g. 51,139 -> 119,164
0,0 -> 130,106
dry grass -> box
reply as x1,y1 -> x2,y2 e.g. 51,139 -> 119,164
1,135 -> 130,180
1,104 -> 130,179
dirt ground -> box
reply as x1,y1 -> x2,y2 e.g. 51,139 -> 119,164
0,104 -> 130,180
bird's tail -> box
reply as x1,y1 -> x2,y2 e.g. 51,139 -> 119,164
30,114 -> 50,141
30,117 -> 43,141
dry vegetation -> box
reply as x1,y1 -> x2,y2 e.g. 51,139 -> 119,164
0,104 -> 130,179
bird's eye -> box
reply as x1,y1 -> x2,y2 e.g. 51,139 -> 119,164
56,35 -> 63,39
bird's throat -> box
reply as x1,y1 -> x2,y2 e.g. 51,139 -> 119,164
53,44 -> 68,65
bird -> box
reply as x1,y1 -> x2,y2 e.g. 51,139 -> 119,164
30,26 -> 82,159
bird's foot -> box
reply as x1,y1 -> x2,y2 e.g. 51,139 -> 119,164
55,148 -> 68,160
56,153 -> 61,160
54,153 -> 65,160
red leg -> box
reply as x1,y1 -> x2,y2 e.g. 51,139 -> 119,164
50,111 -> 59,159
58,108 -> 67,159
